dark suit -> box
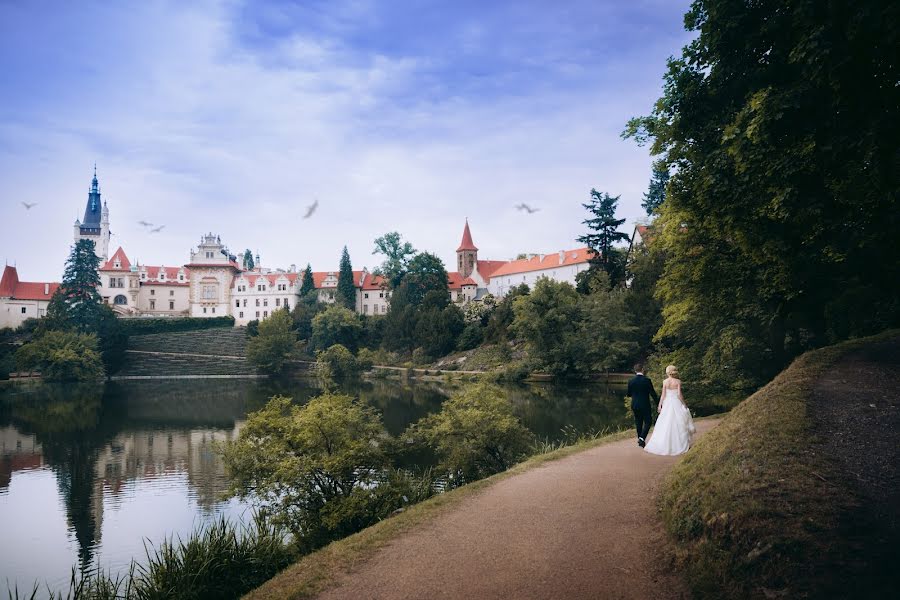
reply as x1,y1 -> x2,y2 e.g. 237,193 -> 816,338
627,373 -> 659,442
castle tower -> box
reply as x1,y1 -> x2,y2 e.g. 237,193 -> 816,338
74,166 -> 111,261
456,219 -> 478,278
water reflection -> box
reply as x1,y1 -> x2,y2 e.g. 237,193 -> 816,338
0,377 -> 627,595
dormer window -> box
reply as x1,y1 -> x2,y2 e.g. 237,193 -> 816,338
114,261 -> 121,269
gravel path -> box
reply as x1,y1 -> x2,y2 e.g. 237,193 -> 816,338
316,419 -> 721,600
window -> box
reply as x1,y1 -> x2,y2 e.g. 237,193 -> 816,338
203,307 -> 207,314
160,272 -> 166,280
202,284 -> 217,299
379,292 -> 384,298
263,311 -> 268,318
212,307 -> 215,314
255,299 -> 260,307
169,290 -> 174,296
364,293 -> 369,299
263,299 -> 268,307
150,289 -> 155,295
179,275 -> 184,281
169,301 -> 174,310
149,299 -> 156,310
114,295 -> 127,305
206,251 -> 213,259
256,311 -> 260,318
381,305 -> 386,314
243,299 -> 247,307
236,300 -> 240,307
275,298 -> 280,306
284,300 -> 290,310
21,307 -> 26,314
239,311 -> 243,318
363,305 -> 368,314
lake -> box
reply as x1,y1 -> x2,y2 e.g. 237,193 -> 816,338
0,376 -> 630,595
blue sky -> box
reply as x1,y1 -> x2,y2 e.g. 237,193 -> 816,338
0,0 -> 692,281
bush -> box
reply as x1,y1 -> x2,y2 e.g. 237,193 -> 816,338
119,315 -> 235,336
246,309 -> 297,374
457,323 -> 484,351
407,382 -> 534,484
246,319 -> 260,337
15,330 -> 105,382
356,347 -> 376,370
221,394 -> 410,552
310,305 -> 362,352
316,344 -> 360,380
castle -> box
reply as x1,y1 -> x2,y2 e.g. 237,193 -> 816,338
1,170 -> 594,329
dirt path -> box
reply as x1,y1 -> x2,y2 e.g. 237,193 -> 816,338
316,419 -> 721,600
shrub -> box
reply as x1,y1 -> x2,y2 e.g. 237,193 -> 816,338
457,323 -> 484,351
407,383 -> 534,484
356,347 -> 377,370
316,344 -> 360,380
15,330 -> 105,382
310,305 -> 363,352
246,319 -> 260,337
246,309 -> 297,374
221,394 -> 411,552
118,315 -> 235,336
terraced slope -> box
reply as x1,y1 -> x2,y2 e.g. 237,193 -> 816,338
117,328 -> 257,377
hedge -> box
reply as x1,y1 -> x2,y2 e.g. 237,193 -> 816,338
118,315 -> 235,335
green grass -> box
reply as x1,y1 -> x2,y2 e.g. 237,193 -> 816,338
659,330 -> 899,599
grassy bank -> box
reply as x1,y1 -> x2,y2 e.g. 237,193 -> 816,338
659,330 -> 899,599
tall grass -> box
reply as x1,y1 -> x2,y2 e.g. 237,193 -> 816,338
7,514 -> 295,600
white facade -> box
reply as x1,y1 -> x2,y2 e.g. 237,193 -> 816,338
231,270 -> 301,325
0,266 -> 57,329
487,249 -> 592,298
187,234 -> 240,318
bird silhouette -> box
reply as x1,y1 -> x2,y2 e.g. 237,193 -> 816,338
515,203 -> 539,214
21,202 -> 38,210
303,199 -> 319,219
138,220 -> 154,227
150,225 -> 165,233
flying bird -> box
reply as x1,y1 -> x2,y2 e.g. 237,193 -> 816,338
150,225 -> 165,233
21,202 -> 37,210
138,220 -> 154,227
515,203 -> 539,214
303,199 -> 319,219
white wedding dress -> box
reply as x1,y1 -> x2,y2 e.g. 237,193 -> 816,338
645,385 -> 696,456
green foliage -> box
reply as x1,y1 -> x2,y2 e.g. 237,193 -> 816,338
310,304 -> 362,352
404,252 -> 449,307
15,330 -> 105,382
359,314 -> 385,350
642,160 -> 669,215
381,281 -> 417,353
580,275 -> 639,372
577,189 -> 630,286
118,316 -> 235,336
462,297 -> 493,325
372,231 -> 416,289
299,263 -> 315,297
290,292 -> 324,342
243,249 -> 255,270
221,394 -> 421,552
408,383 -> 534,484
336,246 -> 356,310
53,239 -> 104,328
624,244 -> 664,358
456,323 -> 484,351
413,304 -> 464,359
245,319 -> 260,337
484,284 -> 529,343
246,309 -> 297,374
623,0 -> 900,387
315,344 -> 360,380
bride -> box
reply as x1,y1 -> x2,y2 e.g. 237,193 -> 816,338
645,365 -> 696,456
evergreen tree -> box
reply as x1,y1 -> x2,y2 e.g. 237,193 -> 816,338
336,246 -> 356,310
576,190 -> 630,286
243,249 -> 255,270
300,263 -> 315,297
641,160 -> 669,215
56,239 -> 104,329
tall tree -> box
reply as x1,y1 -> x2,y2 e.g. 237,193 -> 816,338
300,263 -> 315,297
372,232 -> 416,289
52,239 -> 104,330
336,247 -> 356,310
623,0 -> 900,384
404,252 -> 449,307
642,160 -> 670,216
243,249 -> 255,270
577,190 -> 630,286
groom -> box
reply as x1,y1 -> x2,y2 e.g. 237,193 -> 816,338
627,363 -> 658,448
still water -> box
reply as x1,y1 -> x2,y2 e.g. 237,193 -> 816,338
0,377 -> 628,594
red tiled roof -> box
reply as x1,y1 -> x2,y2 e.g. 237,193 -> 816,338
184,261 -> 241,270
632,224 -> 654,246
456,220 -> 478,252
100,247 -> 131,271
488,248 -> 592,278
475,260 -> 507,281
232,271 -> 300,289
0,265 -> 59,300
310,270 -> 367,289
447,273 -> 478,290
361,273 -> 386,290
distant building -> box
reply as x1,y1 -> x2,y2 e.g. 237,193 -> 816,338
0,265 -> 59,329
73,167 -> 111,262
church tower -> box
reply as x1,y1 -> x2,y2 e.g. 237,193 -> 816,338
73,166 -> 111,261
456,219 -> 478,279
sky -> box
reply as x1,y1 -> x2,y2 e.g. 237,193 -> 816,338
0,0 -> 693,281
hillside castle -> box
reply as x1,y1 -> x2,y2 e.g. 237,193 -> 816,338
1,170 -> 595,329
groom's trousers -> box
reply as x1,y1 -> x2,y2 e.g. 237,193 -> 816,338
633,406 -> 652,441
